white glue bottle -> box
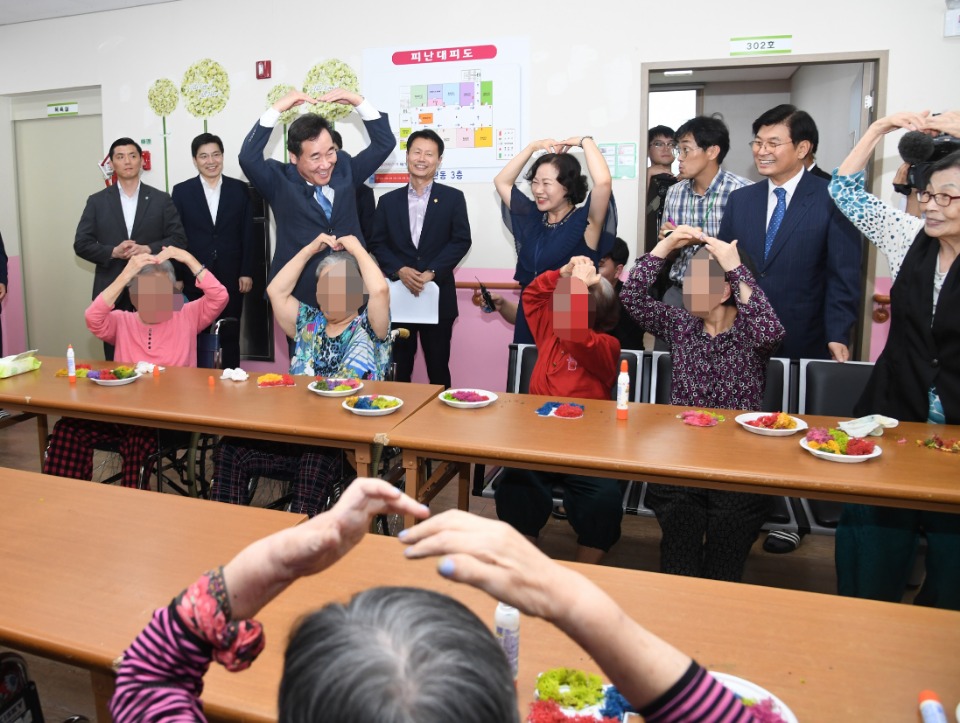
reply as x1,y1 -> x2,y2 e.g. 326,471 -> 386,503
616,359 -> 629,420
494,602 -> 520,681
66,344 -> 76,383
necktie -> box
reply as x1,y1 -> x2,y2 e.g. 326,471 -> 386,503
315,186 -> 333,218
765,187 -> 786,258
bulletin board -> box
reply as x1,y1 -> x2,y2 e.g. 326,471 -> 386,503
362,37 -> 530,185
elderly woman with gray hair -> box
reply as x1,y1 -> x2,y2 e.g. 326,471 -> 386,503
210,233 -> 391,516
112,480 -> 754,722
43,246 -> 228,488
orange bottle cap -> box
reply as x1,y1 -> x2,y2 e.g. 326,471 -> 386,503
919,690 -> 941,704
620,359 -> 628,372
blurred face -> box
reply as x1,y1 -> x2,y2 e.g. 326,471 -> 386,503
111,145 -> 142,182
316,261 -> 366,321
406,137 -> 441,183
752,123 -> 806,185
130,271 -> 182,324
675,133 -> 710,181
598,256 -> 623,285
682,252 -> 728,318
648,135 -> 676,166
553,276 -> 595,343
292,129 -> 338,187
194,142 -> 224,181
922,168 -> 960,241
530,161 -> 569,213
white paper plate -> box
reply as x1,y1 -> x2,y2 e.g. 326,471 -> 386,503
342,395 -> 403,416
800,437 -> 882,463
90,371 -> 141,386
712,673 -> 798,723
308,379 -> 363,397
735,412 -> 808,437
438,388 -> 498,409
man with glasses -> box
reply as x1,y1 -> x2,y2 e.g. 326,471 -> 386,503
645,125 -> 678,252
719,105 -> 861,555
172,133 -> 255,369
652,116 -> 751,348
718,104 -> 860,362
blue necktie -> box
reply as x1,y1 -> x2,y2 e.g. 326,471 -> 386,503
315,186 -> 333,218
765,187 -> 786,258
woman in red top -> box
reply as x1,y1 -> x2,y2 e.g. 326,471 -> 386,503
495,256 -> 622,563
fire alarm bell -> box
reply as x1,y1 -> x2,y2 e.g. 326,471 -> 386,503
141,150 -> 152,170
256,60 -> 272,79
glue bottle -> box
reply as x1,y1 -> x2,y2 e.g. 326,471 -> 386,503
918,690 -> 947,723
495,602 -> 520,681
616,359 -> 629,420
66,344 -> 76,384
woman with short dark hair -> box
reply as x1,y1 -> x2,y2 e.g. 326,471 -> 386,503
494,135 -> 617,344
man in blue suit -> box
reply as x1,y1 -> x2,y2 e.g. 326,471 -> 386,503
718,105 -> 861,362
172,133 -> 254,369
239,88 -> 395,308
368,130 -> 472,387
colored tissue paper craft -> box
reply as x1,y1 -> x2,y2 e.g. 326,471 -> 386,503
317,377 -> 362,392
746,412 -> 797,430
257,373 -> 296,388
345,395 -> 400,410
917,436 -> 960,454
442,390 -> 490,403
804,427 -> 875,456
678,409 -> 726,427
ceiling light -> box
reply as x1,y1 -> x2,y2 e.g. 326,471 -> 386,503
663,70 -> 694,76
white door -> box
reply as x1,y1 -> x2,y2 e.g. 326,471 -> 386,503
16,114 -> 104,360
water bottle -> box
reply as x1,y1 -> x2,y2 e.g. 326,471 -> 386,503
495,602 -> 520,681
66,344 -> 76,383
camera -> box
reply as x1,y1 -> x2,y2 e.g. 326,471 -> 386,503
895,124 -> 960,194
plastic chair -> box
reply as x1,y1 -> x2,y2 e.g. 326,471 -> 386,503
0,651 -> 91,723
796,359 -> 875,533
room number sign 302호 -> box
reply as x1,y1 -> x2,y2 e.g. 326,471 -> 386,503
729,35 -> 793,56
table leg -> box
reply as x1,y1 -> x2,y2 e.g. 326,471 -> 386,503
457,462 -> 470,511
36,414 -> 48,470
401,449 -> 424,530
91,668 -> 114,720
353,444 -> 371,478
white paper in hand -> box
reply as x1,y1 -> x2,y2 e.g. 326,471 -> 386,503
388,279 -> 439,324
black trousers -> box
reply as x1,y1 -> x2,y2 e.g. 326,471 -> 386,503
646,483 -> 773,582
495,468 -> 623,552
392,319 -> 455,388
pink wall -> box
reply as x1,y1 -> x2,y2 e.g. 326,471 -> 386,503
1,256 -> 27,356
868,276 -> 892,362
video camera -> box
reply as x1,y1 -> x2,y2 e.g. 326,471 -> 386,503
894,119 -> 960,194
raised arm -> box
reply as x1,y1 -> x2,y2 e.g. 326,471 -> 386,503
837,111 -> 930,176
558,136 -> 613,251
400,511 -> 748,717
494,139 -> 561,207
336,234 -> 390,340
267,234 -> 335,338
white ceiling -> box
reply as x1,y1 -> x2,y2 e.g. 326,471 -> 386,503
0,0 -> 180,26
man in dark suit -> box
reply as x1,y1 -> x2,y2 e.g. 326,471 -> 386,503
719,105 -> 862,555
367,130 -> 471,387
172,133 -> 254,369
74,137 -> 186,360
329,129 -> 377,243
239,88 -> 395,307
718,104 -> 861,362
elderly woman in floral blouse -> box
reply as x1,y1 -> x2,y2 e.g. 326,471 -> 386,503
210,233 -> 390,516
620,227 -> 784,582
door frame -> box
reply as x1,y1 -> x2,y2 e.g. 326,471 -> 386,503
639,50 -> 889,359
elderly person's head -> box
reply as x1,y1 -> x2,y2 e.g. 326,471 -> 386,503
525,153 -> 588,214
127,260 -> 183,324
279,586 -> 518,722
682,246 -> 758,318
920,150 -> 960,242
553,259 -> 619,342
314,251 -> 368,321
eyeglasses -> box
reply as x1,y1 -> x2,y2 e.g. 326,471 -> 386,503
749,140 -> 794,153
650,141 -> 677,150
196,152 -> 223,161
672,146 -> 702,159
917,190 -> 960,207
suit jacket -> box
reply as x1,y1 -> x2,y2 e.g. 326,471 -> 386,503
171,175 -> 254,302
239,114 -> 395,305
74,182 -> 186,301
808,164 -> 832,181
717,170 -> 861,360
367,183 -> 472,320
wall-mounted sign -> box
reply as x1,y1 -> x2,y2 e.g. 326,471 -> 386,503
47,102 -> 78,117
729,35 -> 793,57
